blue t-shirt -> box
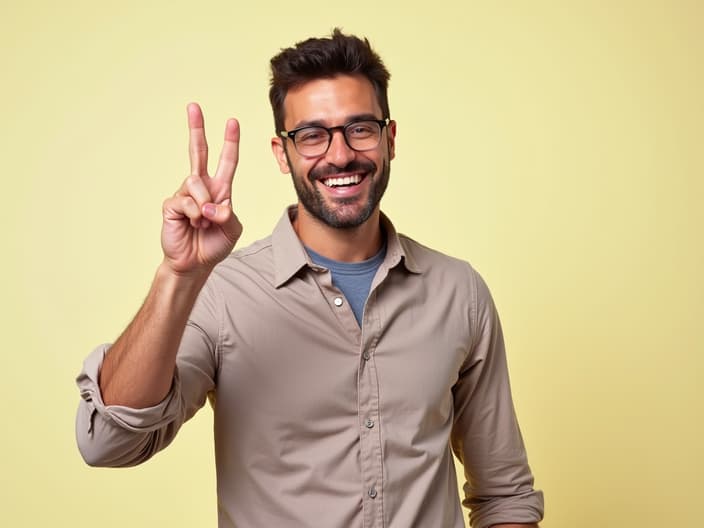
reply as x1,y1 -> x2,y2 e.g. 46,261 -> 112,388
306,244 -> 387,326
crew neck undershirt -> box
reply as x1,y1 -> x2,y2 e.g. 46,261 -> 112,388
305,244 -> 387,326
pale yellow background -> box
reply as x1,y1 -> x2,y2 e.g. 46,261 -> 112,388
2,1 -> 702,526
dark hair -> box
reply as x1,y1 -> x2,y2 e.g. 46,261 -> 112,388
269,28 -> 391,133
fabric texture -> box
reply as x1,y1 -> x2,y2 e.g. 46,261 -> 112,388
306,243 -> 387,326
76,206 -> 544,528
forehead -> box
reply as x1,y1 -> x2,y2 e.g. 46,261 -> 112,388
283,74 -> 382,129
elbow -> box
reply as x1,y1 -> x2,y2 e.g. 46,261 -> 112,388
77,438 -> 109,468
75,401 -> 111,467
76,435 -> 147,469
75,400 -> 167,468
75,400 -> 144,468
75,421 -> 151,469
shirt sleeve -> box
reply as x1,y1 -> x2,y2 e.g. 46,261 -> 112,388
75,280 -> 220,468
451,266 -> 544,528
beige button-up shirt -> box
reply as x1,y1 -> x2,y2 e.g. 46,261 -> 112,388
76,208 -> 544,528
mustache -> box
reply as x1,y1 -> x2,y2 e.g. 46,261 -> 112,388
308,160 -> 377,182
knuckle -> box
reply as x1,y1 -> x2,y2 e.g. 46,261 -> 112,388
182,196 -> 197,211
186,174 -> 202,188
162,196 -> 175,212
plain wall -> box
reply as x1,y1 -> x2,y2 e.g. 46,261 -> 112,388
2,1 -> 702,526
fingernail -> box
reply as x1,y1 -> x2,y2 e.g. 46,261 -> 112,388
203,203 -> 216,217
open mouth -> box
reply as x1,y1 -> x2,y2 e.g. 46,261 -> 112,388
320,174 -> 366,188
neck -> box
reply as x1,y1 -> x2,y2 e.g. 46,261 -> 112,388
293,205 -> 383,262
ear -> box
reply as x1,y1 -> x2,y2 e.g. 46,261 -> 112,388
387,120 -> 397,161
271,137 -> 291,174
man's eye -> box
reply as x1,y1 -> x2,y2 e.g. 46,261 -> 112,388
297,129 -> 326,144
348,123 -> 375,137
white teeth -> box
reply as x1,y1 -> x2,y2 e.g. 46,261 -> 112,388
323,174 -> 362,187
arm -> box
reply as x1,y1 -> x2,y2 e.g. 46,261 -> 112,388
451,267 -> 544,528
100,103 -> 242,408
76,104 -> 242,464
98,263 -> 209,407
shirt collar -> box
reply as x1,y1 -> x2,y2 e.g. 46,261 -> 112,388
272,206 -> 422,288
379,211 -> 422,275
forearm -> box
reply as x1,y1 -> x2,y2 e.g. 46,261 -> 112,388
99,262 -> 210,408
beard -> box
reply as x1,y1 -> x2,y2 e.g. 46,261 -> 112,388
290,158 -> 390,229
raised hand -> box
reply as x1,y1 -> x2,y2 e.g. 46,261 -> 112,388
161,103 -> 243,275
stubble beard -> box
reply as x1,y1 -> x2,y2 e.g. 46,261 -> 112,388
290,159 -> 390,229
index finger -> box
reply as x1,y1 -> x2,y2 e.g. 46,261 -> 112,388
187,102 -> 208,177
213,118 -> 240,185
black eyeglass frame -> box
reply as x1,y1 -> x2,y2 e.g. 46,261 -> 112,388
279,118 -> 391,157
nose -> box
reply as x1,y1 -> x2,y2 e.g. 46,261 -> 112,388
325,129 -> 356,167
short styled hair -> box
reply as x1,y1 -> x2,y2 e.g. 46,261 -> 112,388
269,28 -> 391,133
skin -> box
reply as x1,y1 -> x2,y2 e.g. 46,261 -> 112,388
99,103 -> 242,408
96,81 -> 538,528
271,74 -> 396,262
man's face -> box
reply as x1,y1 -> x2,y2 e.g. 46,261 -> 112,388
271,75 -> 396,229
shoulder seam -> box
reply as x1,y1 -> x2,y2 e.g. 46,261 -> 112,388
229,238 -> 274,260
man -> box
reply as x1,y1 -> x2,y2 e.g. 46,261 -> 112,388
76,29 -> 544,528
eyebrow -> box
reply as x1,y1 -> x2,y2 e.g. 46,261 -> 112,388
291,113 -> 382,130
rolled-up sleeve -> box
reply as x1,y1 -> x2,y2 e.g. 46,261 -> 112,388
75,280 -> 220,468
451,268 -> 544,528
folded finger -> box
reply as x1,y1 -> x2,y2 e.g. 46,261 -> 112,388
164,195 -> 203,228
178,173 -> 213,209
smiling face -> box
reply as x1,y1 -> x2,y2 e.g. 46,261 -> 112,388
272,74 -> 396,229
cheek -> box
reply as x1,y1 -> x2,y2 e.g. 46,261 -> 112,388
283,149 -> 316,178
290,160 -> 316,182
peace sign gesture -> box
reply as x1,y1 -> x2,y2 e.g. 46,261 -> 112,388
161,103 -> 243,276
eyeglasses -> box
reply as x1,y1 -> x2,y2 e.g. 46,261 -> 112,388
280,118 -> 391,158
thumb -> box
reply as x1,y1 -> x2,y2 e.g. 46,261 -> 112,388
202,199 -> 242,242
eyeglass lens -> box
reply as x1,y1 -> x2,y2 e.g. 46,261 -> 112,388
294,121 -> 382,156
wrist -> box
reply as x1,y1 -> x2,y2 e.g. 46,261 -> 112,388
156,260 -> 212,296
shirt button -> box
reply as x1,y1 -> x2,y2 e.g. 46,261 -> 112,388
365,418 -> 375,428
362,351 -> 371,361
333,297 -> 343,307
368,486 -> 377,499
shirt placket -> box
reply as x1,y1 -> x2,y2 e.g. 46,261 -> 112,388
312,266 -> 386,527
358,288 -> 384,527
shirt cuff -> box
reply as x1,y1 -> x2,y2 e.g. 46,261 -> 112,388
76,343 -> 182,433
470,489 -> 545,528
